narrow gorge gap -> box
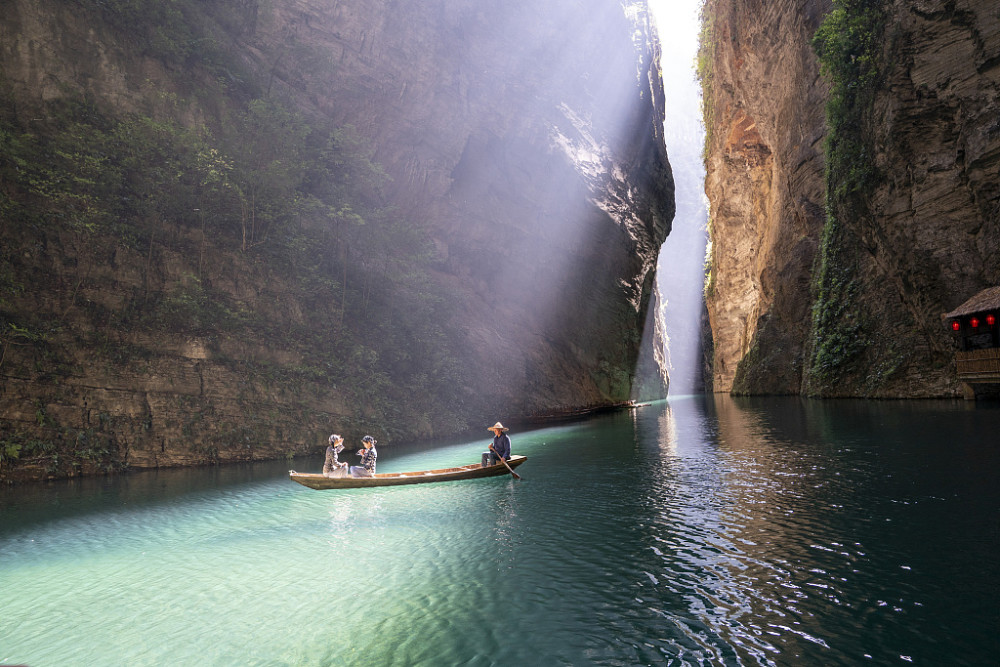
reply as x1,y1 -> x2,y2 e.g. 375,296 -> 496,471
649,0 -> 709,396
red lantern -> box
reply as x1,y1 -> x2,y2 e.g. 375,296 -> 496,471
951,320 -> 961,331
971,317 -> 980,329
988,314 -> 997,327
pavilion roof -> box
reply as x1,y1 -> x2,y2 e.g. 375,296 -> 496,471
944,286 -> 1000,319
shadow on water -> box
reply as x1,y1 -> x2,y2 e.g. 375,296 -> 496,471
0,460 -> 296,538
0,428 -> 504,537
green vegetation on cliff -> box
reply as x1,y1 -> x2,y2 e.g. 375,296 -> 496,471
806,0 -> 892,395
2,0 -> 669,481
0,0 -> 469,479
695,0 -> 716,163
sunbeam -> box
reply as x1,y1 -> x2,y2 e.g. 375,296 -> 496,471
416,0 -> 673,411
648,0 -> 710,395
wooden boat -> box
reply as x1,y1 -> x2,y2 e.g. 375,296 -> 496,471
289,455 -> 527,489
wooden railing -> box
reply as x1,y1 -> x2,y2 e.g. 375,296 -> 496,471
956,348 -> 1000,381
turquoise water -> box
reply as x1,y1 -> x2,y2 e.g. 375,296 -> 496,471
2,396 -> 998,666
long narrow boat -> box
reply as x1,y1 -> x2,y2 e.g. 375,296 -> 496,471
289,455 -> 527,489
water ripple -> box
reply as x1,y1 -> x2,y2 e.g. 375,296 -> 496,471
2,398 -> 998,665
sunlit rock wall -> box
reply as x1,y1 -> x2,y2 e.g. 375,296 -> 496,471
0,0 -> 671,479
703,0 -> 999,397
702,0 -> 830,394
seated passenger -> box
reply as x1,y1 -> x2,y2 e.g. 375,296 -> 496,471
350,435 -> 378,477
323,434 -> 348,478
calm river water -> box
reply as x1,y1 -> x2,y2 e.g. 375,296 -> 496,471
2,396 -> 998,666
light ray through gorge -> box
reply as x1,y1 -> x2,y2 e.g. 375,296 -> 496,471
405,0 -> 672,411
648,0 -> 710,395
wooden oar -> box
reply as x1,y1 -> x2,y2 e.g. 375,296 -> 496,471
489,445 -> 521,480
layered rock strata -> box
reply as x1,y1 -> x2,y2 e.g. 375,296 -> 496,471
702,0 -> 999,397
842,0 -> 1000,397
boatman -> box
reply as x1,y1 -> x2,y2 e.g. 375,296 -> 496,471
350,435 -> 378,477
487,421 -> 511,466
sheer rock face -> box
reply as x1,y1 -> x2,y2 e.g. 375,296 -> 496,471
856,0 -> 1000,396
703,0 -> 999,397
262,0 -> 675,412
703,0 -> 831,394
0,0 -> 672,478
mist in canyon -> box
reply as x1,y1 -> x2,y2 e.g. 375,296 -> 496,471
649,0 -> 709,395
0,0 -> 672,480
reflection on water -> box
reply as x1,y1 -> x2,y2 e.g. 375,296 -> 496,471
631,396 -> 999,665
1,396 -> 998,666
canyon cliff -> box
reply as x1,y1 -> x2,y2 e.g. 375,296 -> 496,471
702,0 -> 831,395
0,0 -> 673,481
701,0 -> 999,397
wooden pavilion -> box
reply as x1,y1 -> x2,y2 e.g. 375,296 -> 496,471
943,286 -> 1000,399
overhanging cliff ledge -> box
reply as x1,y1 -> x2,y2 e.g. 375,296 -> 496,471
0,0 -> 674,481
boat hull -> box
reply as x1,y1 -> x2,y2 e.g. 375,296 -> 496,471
289,455 -> 527,489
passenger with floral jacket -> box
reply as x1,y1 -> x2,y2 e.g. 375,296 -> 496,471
323,434 -> 348,478
351,435 -> 378,477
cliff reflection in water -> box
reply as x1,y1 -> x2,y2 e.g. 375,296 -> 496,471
631,395 -> 999,664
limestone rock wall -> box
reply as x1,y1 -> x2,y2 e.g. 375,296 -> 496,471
850,0 -> 1000,396
702,0 -> 831,394
702,0 -> 999,397
0,0 -> 672,481
296,0 -> 677,411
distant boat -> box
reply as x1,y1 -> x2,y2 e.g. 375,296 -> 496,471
289,455 -> 528,489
